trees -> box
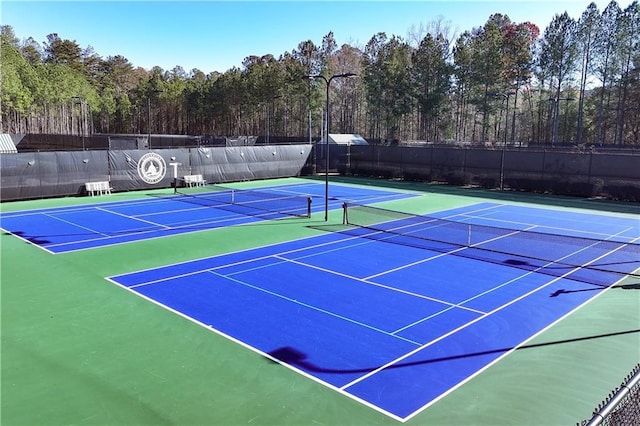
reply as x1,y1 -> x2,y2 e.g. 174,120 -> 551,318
472,17 -> 510,144
0,1 -> 638,146
0,39 -> 35,132
538,12 -> 579,145
411,33 -> 452,142
613,1 -> 639,145
576,3 -> 600,145
97,55 -> 138,133
502,21 -> 539,143
329,44 -> 363,134
451,16 -> 523,145
593,2 -> 622,145
362,33 -> 413,140
43,33 -> 83,72
453,31 -> 475,141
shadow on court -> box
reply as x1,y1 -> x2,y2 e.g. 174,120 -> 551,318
551,280 -> 640,297
313,225 -> 640,291
266,328 -> 640,375
8,230 -> 52,245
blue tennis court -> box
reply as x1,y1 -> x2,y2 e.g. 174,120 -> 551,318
107,202 -> 640,421
0,182 -> 413,253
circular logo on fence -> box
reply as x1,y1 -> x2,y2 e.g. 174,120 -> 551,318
137,152 -> 166,184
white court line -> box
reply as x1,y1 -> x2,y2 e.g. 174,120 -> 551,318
0,181 -> 319,220
46,200 -> 298,250
207,269 -> 423,346
122,204 -> 508,286
106,202 -> 639,422
125,234 -> 374,287
363,224 -> 538,280
42,212 -> 109,237
45,211 -> 253,250
6,182 -> 405,254
478,203 -> 639,232
339,228 -> 637,394
457,210 -> 637,242
2,205 -> 96,218
350,193 -> 416,204
0,226 -> 56,254
135,203 -> 220,217
127,235 -> 378,288
272,254 -> 486,316
251,182 -> 323,196
0,195 -> 179,219
96,206 -> 172,229
137,193 -> 308,221
107,231 -> 640,424
421,228 -> 635,325
403,234 -> 640,423
390,227 -> 632,336
128,256 -> 295,289
105,273 -> 407,422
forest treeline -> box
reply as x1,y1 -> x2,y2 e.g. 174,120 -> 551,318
1,0 -> 638,146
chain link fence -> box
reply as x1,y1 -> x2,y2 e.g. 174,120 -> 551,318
579,364 -> 640,426
328,145 -> 640,201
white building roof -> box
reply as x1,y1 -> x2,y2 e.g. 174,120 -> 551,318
321,133 -> 368,145
0,134 -> 17,153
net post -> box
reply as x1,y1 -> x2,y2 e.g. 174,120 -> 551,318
306,197 -> 312,218
342,202 -> 349,225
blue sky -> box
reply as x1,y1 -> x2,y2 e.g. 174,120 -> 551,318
2,1 -> 633,74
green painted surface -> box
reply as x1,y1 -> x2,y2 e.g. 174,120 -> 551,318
2,177 -> 638,425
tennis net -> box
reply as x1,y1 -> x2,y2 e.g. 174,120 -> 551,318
174,182 -> 312,219
342,203 -> 640,286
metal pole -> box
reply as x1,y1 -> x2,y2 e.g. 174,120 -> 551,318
552,98 -> 559,147
265,103 -> 269,144
511,106 -> 517,145
71,99 -> 75,139
324,76 -> 330,221
310,110 -> 316,174
303,73 -> 356,221
80,100 -> 85,150
500,94 -> 509,190
499,145 -> 505,190
148,96 -> 152,149
488,91 -> 514,190
505,95 -> 510,147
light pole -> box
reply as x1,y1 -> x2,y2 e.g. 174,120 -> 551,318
148,96 -> 152,148
490,91 -> 515,190
304,72 -> 356,221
